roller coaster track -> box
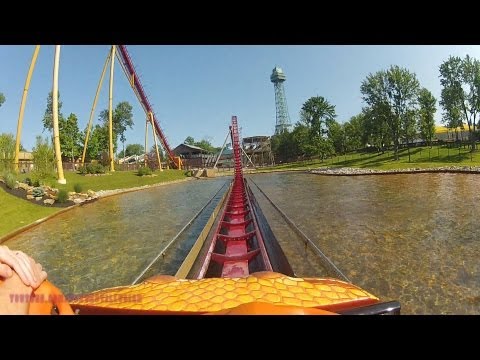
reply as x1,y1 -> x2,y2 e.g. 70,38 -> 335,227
116,45 -> 178,168
195,116 -> 294,278
67,116 -> 401,315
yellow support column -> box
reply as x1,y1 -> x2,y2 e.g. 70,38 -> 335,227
14,45 -> 40,172
144,118 -> 148,167
150,113 -> 163,172
52,45 -> 66,184
81,49 -> 112,166
108,45 -> 115,172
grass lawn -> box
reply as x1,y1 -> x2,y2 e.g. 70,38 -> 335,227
267,145 -> 480,172
2,146 -> 475,237
17,169 -> 188,192
1,169 -> 188,239
0,187 -> 60,238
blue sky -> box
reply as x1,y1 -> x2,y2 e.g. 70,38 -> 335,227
1,45 -> 480,151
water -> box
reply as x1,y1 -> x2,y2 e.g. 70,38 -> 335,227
4,178 -> 229,296
248,172 -> 480,315
5,172 -> 480,314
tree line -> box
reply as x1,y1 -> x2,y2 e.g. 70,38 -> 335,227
272,55 -> 480,163
1,90 -> 137,174
36,93 -> 220,162
40,91 -> 135,163
3,53 -> 480,169
183,136 -> 220,153
1,88 -> 216,172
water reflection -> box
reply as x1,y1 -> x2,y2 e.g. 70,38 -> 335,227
5,172 -> 479,314
248,172 -> 480,315
4,178 -> 229,296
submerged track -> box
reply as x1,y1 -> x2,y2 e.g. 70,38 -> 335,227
248,177 -> 350,282
132,180 -> 229,284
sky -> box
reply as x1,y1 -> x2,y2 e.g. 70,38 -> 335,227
1,45 -> 480,152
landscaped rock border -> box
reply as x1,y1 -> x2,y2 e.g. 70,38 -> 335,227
309,166 -> 480,176
0,177 -> 194,243
94,177 -> 193,199
0,180 -> 96,207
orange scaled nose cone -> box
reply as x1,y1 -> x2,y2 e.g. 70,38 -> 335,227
208,301 -> 339,315
70,272 -> 379,314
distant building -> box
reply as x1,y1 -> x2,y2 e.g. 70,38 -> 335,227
435,125 -> 470,142
214,148 -> 234,168
18,151 -> 33,172
0,151 -> 33,172
242,136 -> 274,166
173,143 -> 215,169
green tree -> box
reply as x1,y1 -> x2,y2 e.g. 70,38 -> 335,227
270,134 -> 280,159
361,107 -> 391,153
60,113 -> 81,163
344,114 -> 365,151
361,66 -> 420,160
0,133 -> 15,157
84,124 -> 108,161
402,109 -> 418,162
326,119 -> 345,154
0,93 -> 5,108
194,138 -> 216,153
99,101 -> 134,154
42,91 -> 64,134
184,136 -> 195,145
439,55 -> 480,150
118,144 -> 148,159
126,143 -> 145,157
0,133 -> 15,171
439,56 -> 464,140
291,124 -> 310,158
418,88 -> 437,147
300,96 -> 337,160
32,136 -> 55,179
271,130 -> 297,163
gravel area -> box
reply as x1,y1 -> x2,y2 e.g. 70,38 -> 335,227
309,166 -> 480,176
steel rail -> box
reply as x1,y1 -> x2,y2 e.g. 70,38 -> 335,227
131,181 -> 229,284
248,177 -> 350,283
116,45 -> 176,166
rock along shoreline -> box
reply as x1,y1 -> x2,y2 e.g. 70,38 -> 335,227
0,177 -> 194,244
309,166 -> 480,176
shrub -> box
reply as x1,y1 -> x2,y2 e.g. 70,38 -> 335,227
24,177 -> 32,186
137,166 -> 153,176
74,183 -> 83,193
99,151 -> 110,167
56,189 -> 69,203
84,163 -> 105,174
32,187 -> 45,198
0,133 -> 15,172
31,136 -> 55,179
78,166 -> 87,175
4,172 -> 16,189
29,170 -> 56,188
86,163 -> 96,174
94,163 -> 105,174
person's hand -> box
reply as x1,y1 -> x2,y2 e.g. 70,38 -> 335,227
0,271 -> 32,314
0,246 -> 47,289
